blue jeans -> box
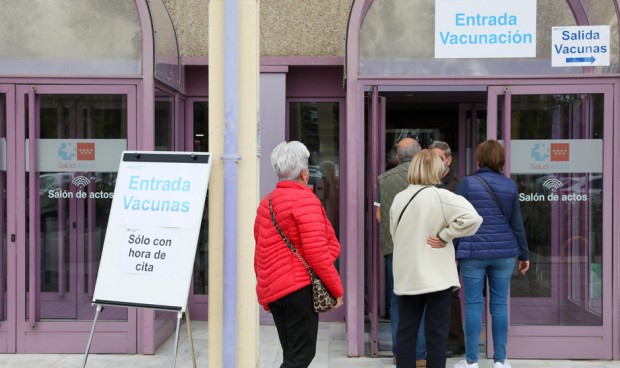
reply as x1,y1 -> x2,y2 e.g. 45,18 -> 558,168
460,257 -> 515,364
385,254 -> 425,359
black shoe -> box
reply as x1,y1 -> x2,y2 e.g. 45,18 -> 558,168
446,345 -> 465,358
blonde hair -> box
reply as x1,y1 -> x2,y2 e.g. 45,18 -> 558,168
407,149 -> 442,185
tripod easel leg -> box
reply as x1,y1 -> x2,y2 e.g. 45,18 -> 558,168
172,311 -> 183,368
186,306 -> 197,368
81,304 -> 103,368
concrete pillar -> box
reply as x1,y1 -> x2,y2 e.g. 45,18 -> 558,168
208,1 -> 225,367
236,0 -> 260,365
209,0 -> 260,367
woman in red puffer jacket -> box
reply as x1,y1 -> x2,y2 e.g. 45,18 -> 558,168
254,141 -> 344,368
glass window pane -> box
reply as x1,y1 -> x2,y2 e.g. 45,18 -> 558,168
289,102 -> 340,237
149,0 -> 181,90
0,93 -> 5,321
192,101 -> 208,295
359,0 -> 619,76
26,94 -> 128,322
155,89 -> 175,151
0,0 -> 141,76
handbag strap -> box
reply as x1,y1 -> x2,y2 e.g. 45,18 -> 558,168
473,175 -> 507,218
396,186 -> 429,227
268,195 -> 315,276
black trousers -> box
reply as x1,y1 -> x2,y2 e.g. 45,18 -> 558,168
397,288 -> 453,368
449,265 -> 465,347
448,288 -> 465,346
269,286 -> 319,368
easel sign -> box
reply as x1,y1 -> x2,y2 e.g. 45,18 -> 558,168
83,151 -> 211,367
93,151 -> 211,310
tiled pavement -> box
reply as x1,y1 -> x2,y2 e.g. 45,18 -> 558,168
0,321 -> 619,367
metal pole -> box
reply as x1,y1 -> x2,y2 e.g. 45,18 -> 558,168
186,307 -> 197,368
222,0 -> 239,366
171,311 -> 183,368
81,304 -> 103,368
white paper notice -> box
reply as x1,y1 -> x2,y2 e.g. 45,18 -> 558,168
119,227 -> 180,276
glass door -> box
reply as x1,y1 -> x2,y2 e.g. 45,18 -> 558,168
487,85 -> 613,359
459,103 -> 487,177
187,98 -> 210,320
367,89 -> 484,358
288,98 -> 346,322
14,85 -> 138,353
0,85 -> 14,353
364,86 -> 384,357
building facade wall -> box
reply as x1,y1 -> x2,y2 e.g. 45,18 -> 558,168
165,0 -> 353,57
0,0 -> 618,359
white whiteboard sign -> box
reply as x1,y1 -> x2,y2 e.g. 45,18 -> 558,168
93,151 -> 211,311
551,26 -> 610,67
435,0 -> 536,59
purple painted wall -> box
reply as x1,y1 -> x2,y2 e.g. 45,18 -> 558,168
286,66 -> 345,98
184,64 -> 344,99
185,66 -> 209,96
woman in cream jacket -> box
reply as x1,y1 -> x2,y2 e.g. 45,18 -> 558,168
389,149 -> 482,368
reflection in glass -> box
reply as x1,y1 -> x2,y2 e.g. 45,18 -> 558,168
0,93 -> 5,321
289,102 -> 340,236
155,89 -> 175,151
508,94 -> 603,326
0,0 -> 141,76
359,0 -> 619,76
26,94 -> 128,321
193,101 -> 208,295
148,0 -> 181,90
465,106 -> 486,174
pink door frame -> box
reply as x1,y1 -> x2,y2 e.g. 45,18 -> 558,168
5,83 -> 139,353
0,84 -> 17,353
345,78 -> 619,359
487,84 -> 615,359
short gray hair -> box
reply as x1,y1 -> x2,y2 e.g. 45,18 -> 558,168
396,138 -> 421,161
428,140 -> 452,157
271,141 -> 310,181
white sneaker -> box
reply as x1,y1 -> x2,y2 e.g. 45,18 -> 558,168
454,360 -> 479,368
493,360 -> 512,368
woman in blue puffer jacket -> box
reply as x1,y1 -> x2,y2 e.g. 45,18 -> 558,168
453,140 -> 530,368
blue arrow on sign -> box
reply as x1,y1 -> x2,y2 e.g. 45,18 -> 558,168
566,56 -> 596,64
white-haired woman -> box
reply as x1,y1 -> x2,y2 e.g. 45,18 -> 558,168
254,141 -> 344,368
390,149 -> 482,368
